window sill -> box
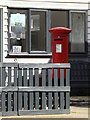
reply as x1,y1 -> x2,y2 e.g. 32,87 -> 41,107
6,53 -> 52,58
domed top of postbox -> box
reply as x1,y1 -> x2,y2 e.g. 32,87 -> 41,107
49,27 -> 71,34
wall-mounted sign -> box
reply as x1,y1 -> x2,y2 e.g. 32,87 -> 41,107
13,46 -> 22,53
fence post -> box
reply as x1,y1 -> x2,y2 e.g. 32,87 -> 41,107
1,66 -> 6,115
66,69 -> 70,110
14,67 -> 18,114
18,67 -> 22,114
60,69 -> 64,109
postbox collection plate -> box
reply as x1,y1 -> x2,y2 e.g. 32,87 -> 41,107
56,44 -> 62,53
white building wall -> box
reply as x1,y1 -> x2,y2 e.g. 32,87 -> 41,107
0,0 -> 89,10
0,0 -> 89,63
88,2 -> 90,59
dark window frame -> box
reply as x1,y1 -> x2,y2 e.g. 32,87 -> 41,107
29,9 -> 50,54
8,9 -> 88,58
69,10 -> 88,55
8,8 -> 51,57
8,8 -> 29,54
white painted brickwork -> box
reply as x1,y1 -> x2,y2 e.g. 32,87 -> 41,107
88,2 -> 90,58
2,7 -> 8,62
88,3 -> 90,42
88,3 -> 90,34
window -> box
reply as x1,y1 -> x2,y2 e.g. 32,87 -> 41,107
51,11 -> 68,28
31,11 -> 46,52
70,11 -> 86,53
8,9 -> 49,54
9,9 -> 28,53
51,10 -> 68,52
8,9 -> 87,56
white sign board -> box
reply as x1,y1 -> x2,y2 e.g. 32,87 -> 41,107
13,46 -> 22,53
56,44 -> 62,53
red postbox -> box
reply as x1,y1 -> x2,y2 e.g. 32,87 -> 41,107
49,27 -> 71,78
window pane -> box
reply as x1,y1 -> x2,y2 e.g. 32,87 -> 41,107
9,9 -> 27,53
51,11 -> 67,52
51,11 -> 67,28
71,12 -> 85,53
31,11 -> 46,51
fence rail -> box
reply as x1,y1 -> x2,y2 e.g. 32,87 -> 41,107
0,63 -> 70,116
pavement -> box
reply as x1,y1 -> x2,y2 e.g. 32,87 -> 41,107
0,96 -> 89,119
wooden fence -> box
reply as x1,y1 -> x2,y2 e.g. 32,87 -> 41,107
0,63 -> 70,116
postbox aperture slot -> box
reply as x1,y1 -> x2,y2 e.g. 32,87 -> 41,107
54,39 -> 63,41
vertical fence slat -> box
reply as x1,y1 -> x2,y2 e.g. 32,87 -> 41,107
0,66 -> 2,113
23,68 -> 28,110
14,67 -> 17,86
42,68 -> 46,109
2,92 -> 5,113
8,67 -> 11,86
8,67 -> 12,111
48,68 -> 52,109
60,69 -> 64,109
29,68 -> 33,110
2,67 -> 5,86
2,67 -> 5,113
18,68 -> 22,110
66,69 -> 70,109
14,67 -> 17,112
35,68 -> 39,109
54,69 -> 58,109
8,92 -> 12,111
0,67 -> 1,87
